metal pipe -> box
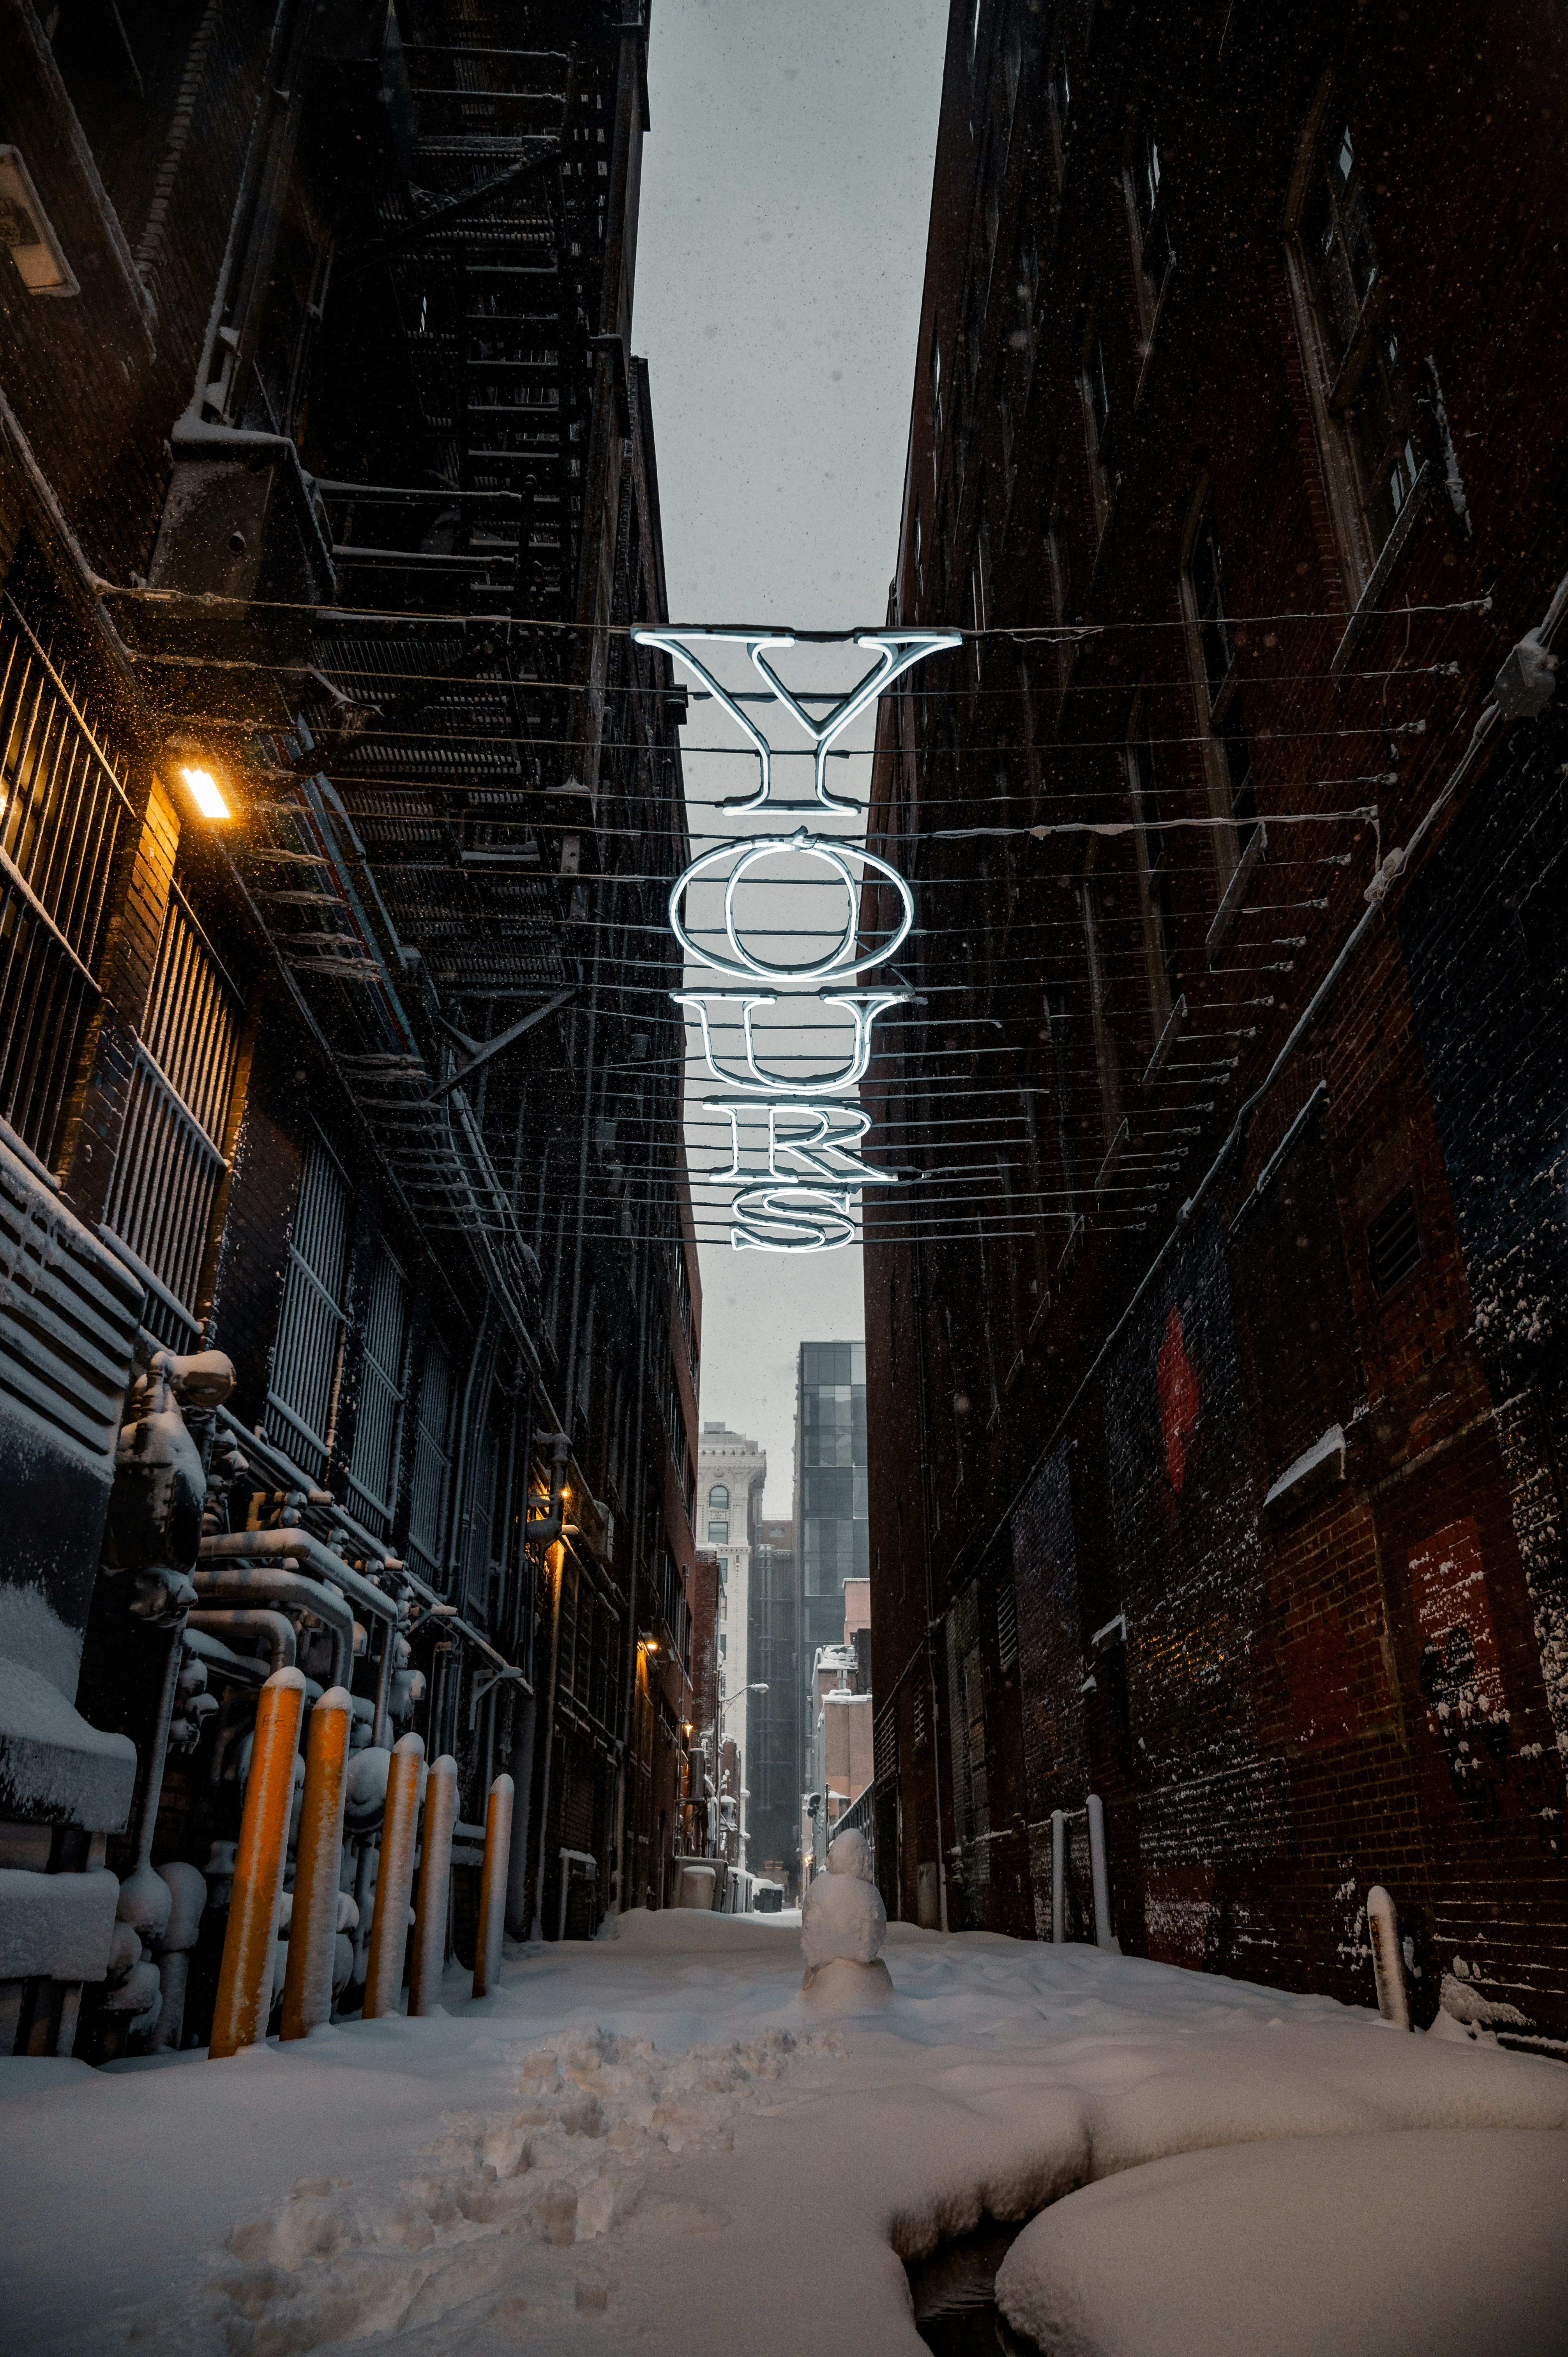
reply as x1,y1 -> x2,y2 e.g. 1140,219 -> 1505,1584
473,1773 -> 513,1998
280,1686 -> 352,2042
1367,1885 -> 1412,2029
372,1615 -> 397,1749
409,1753 -> 457,2017
130,1623 -> 187,1876
199,1529 -> 397,1626
364,1733 -> 424,2019
1086,1792 -> 1114,1952
191,1565 -> 352,1689
1051,1809 -> 1066,1944
210,1668 -> 306,2058
188,1608 -> 296,1676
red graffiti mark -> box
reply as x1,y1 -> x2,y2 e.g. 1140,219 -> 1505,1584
1157,1304 -> 1199,1493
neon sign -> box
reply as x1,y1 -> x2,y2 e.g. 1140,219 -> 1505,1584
636,627 -> 959,1252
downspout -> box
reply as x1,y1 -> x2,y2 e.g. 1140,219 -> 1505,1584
610,1230 -> 652,1915
528,1536 -> 569,1940
506,1432 -> 569,1935
912,1225 -> 949,1932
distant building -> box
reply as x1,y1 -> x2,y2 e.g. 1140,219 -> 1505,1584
803,1582 -> 874,1878
695,1422 -> 766,1868
793,1342 -> 869,1685
749,1516 -> 802,1897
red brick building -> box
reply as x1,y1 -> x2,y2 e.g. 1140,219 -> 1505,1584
861,0 -> 1568,2044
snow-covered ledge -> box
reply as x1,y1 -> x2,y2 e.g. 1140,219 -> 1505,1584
1263,1424 -> 1347,1530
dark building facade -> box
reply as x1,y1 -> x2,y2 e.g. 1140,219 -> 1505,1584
862,0 -> 1568,2044
0,0 -> 704,2059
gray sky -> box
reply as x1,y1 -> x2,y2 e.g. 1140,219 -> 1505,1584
635,0 -> 948,1510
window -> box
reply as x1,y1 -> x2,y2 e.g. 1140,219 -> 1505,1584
406,1340 -> 452,1586
1050,42 -> 1072,156
1084,330 -> 1118,528
1127,123 -> 1174,348
707,1520 -> 729,1544
1126,707 -> 1180,1027
0,587 -> 127,1173
102,886 -> 242,1345
265,1131 -> 350,1478
1182,500 -> 1258,863
1287,113 -> 1421,591
347,1244 -> 408,1533
1367,1181 -> 1423,1297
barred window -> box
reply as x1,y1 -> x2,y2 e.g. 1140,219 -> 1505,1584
346,1242 -> 408,1532
1287,113 -> 1421,594
406,1339 -> 453,1586
265,1131 -> 351,1477
0,592 -> 128,1171
102,887 -> 241,1346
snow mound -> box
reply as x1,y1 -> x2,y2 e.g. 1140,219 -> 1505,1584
604,1906 -> 800,1956
996,2128 -> 1568,2357
802,1957 -> 894,2012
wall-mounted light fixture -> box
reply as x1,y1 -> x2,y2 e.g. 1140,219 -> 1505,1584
180,766 -> 232,821
0,150 -> 78,297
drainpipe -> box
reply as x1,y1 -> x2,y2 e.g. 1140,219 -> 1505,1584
505,1433 -> 569,1935
609,1242 -> 652,1917
911,1233 -> 950,1933
527,1538 -> 568,1940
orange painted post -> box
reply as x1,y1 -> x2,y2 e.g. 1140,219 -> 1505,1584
210,1667 -> 307,2059
471,1772 -> 514,1999
280,1686 -> 353,2042
364,1731 -> 424,2019
408,1752 -> 457,2017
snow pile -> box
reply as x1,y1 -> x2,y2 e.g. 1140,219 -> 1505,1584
996,2129 -> 1568,2357
0,1915 -> 1565,2356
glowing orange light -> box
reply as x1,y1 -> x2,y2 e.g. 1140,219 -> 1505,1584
180,766 -> 231,820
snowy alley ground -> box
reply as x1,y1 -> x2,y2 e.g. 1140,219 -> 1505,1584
2,1913 -> 1566,2357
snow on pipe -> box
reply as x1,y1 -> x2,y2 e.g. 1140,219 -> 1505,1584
408,1753 -> 458,2018
280,1686 -> 353,2042
210,1668 -> 307,2059
1086,1793 -> 1115,1952
187,1607 -> 296,1676
1367,1885 -> 1412,2030
473,1773 -> 514,1999
191,1565 -> 353,1689
150,1862 -> 209,2052
1051,1809 -> 1066,1945
199,1528 -> 399,1626
364,1732 -> 425,2020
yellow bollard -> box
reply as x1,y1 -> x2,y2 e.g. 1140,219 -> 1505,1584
210,1667 -> 307,2059
280,1686 -> 353,2042
364,1731 -> 424,2019
472,1771 -> 514,2000
408,1752 -> 457,2017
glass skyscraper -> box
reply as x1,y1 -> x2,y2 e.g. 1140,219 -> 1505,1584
795,1341 -> 869,1667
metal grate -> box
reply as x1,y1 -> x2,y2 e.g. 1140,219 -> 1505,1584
102,890 -> 240,1343
407,1339 -> 453,1584
0,594 -> 129,1171
346,1241 -> 408,1532
265,1131 -> 351,1475
0,1143 -> 144,1463
1367,1182 -> 1422,1297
